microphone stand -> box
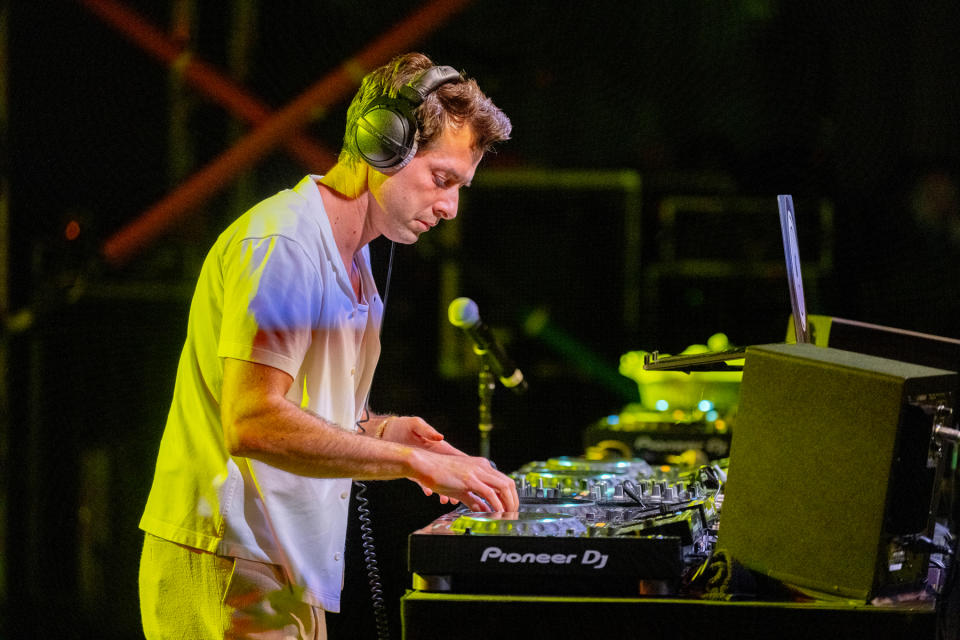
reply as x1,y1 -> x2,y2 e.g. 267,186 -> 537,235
477,353 -> 496,460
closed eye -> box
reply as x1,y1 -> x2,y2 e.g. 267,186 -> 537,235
435,175 -> 472,190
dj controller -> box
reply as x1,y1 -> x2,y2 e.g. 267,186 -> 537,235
408,456 -> 724,597
403,343 -> 960,640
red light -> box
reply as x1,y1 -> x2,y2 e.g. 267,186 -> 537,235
65,220 -> 81,241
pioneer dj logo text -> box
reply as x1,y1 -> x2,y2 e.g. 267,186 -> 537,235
480,546 -> 609,569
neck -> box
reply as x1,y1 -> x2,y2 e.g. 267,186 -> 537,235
316,162 -> 380,272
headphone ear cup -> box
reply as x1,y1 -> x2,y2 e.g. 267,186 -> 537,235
355,96 -> 417,170
354,65 -> 461,171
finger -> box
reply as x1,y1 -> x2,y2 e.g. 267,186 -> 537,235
502,485 -> 520,512
444,443 -> 470,456
413,423 -> 445,442
485,471 -> 519,512
411,479 -> 434,497
414,430 -> 443,443
502,477 -> 520,511
466,492 -> 493,512
471,484 -> 505,513
427,440 -> 468,456
460,491 -> 483,512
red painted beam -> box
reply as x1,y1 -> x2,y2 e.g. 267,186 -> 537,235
99,0 -> 473,266
77,0 -> 337,169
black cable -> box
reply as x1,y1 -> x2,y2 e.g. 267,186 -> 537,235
381,240 -> 396,312
352,240 -> 396,640
353,481 -> 391,640
621,479 -> 647,508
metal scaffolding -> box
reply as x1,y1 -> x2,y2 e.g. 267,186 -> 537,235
3,1 -> 474,634
76,0 -> 473,267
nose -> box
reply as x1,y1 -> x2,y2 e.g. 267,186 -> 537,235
435,189 -> 459,221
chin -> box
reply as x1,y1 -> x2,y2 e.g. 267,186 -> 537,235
386,230 -> 419,245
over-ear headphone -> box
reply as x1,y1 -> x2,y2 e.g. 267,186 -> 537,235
355,65 -> 462,171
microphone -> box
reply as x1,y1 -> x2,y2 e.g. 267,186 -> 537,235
447,297 -> 528,394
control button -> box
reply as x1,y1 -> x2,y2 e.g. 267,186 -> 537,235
451,511 -> 587,537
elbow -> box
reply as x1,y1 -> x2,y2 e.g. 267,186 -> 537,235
222,411 -> 262,459
223,415 -> 247,457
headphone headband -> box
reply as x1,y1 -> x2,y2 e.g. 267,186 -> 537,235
398,65 -> 462,105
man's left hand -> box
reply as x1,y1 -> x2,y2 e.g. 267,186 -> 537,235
379,415 -> 471,505
379,415 -> 466,456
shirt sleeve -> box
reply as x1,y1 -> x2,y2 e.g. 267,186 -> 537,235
218,234 -> 323,378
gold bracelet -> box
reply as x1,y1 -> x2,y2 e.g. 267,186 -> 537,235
375,417 -> 394,440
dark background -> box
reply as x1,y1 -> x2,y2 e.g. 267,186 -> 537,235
3,0 -> 960,637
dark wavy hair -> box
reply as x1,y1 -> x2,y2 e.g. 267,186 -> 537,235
340,52 -> 511,166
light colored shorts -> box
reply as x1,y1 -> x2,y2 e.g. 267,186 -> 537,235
139,533 -> 326,640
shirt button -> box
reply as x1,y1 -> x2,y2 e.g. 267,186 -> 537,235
334,552 -> 342,561
340,491 -> 349,500
350,368 -> 356,376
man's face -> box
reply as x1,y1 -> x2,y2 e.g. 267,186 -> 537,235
367,125 -> 481,244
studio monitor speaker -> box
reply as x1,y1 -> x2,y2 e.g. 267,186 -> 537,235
717,343 -> 956,601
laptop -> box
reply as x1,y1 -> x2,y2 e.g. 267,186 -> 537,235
643,194 -> 810,372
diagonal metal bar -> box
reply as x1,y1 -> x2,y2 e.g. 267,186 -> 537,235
100,0 -> 473,267
77,0 -> 336,172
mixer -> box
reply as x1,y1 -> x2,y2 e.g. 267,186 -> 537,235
408,456 -> 724,596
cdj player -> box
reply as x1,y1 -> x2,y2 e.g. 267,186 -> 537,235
408,457 -> 723,597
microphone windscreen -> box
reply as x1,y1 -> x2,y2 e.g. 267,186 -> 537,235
448,297 -> 480,328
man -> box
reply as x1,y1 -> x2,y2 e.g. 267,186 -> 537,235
139,52 -> 518,639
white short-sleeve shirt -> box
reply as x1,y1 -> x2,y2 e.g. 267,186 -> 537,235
140,176 -> 382,612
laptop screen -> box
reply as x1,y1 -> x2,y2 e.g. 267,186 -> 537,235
644,194 -> 811,371
778,194 -> 811,344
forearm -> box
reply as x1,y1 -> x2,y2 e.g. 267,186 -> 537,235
361,410 -> 470,459
228,398 -> 422,481
220,357 -> 517,511
231,400 -> 516,511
